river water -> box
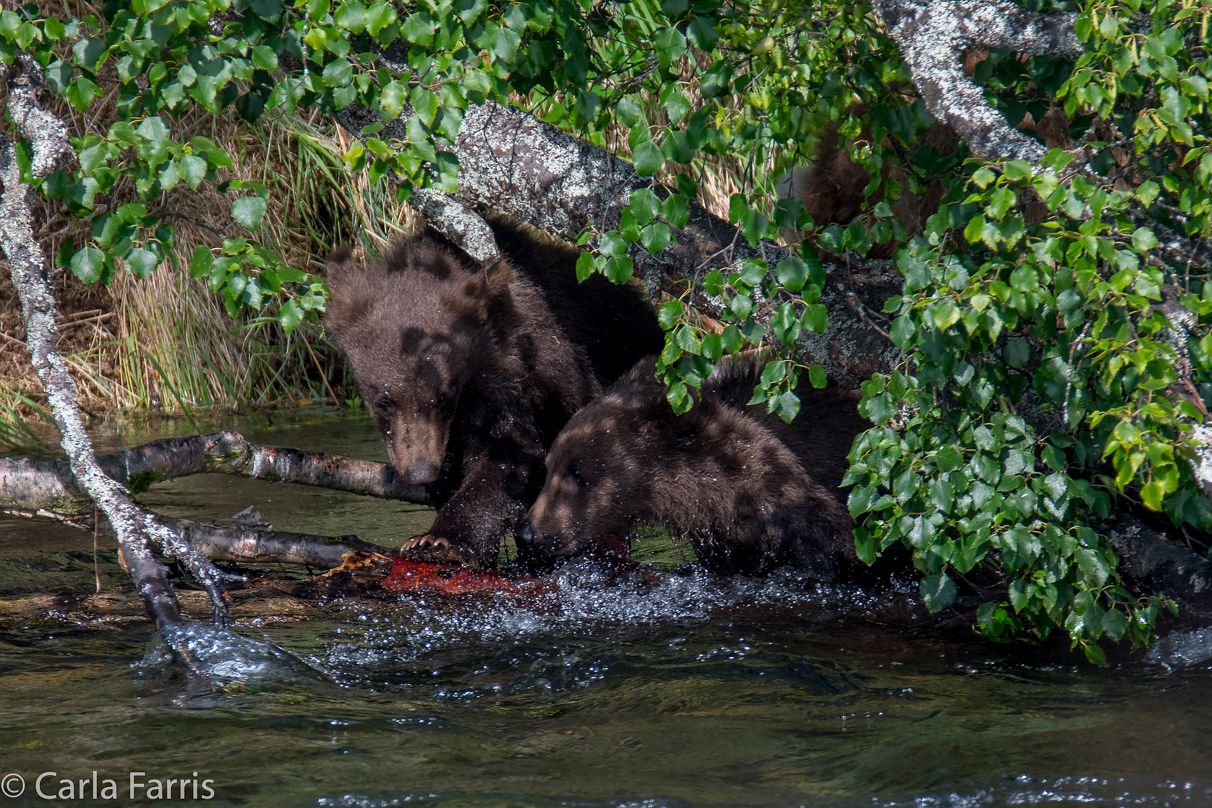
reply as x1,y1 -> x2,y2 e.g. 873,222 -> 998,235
1,411 -> 1210,807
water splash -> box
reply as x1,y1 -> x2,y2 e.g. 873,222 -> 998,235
140,621 -> 325,683
875,775 -> 1212,806
1146,627 -> 1212,671
322,558 -> 910,692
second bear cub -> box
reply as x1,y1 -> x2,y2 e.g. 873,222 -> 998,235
522,358 -> 867,579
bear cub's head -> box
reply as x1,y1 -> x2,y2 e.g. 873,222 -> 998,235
325,236 -> 515,484
521,361 -> 678,563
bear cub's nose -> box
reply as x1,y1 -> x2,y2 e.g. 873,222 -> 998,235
405,461 -> 440,485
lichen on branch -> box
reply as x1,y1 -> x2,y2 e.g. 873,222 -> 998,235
871,0 -> 1082,161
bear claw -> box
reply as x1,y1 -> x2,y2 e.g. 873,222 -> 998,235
401,534 -> 478,566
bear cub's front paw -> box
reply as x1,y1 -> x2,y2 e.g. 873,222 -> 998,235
401,534 -> 479,567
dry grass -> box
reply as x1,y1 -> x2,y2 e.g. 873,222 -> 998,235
0,4 -> 419,447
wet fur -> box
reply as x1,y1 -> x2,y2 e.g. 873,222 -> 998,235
325,219 -> 664,567
525,358 -> 868,579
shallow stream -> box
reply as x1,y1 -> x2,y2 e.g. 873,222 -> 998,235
1,411 -> 1210,807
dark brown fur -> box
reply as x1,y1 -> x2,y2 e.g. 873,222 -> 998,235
783,119 -> 956,259
787,103 -> 1075,256
523,358 -> 868,579
324,219 -> 664,567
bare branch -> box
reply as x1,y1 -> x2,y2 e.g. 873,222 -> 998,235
15,507 -> 388,569
870,0 -> 1081,162
0,139 -> 190,630
0,431 -> 431,510
409,188 -> 501,264
3,55 -> 72,178
0,58 -> 232,653
162,516 -> 389,568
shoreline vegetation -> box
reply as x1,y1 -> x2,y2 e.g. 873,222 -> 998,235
0,103 -> 420,451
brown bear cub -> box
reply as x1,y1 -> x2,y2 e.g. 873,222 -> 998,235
522,358 -> 868,580
324,218 -> 664,568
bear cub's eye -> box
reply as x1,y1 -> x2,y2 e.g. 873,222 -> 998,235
375,394 -> 396,412
568,463 -> 588,486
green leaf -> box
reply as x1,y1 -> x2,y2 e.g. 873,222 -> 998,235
250,0 -> 283,19
189,245 -> 213,279
963,214 -> 985,245
402,12 -> 435,45
231,196 -> 268,230
279,299 -> 304,334
1140,479 -> 1164,511
71,246 -> 105,284
775,255 -> 808,292
640,222 -> 672,254
600,231 -> 628,256
72,37 -> 106,71
659,299 -> 684,330
1004,338 -> 1030,368
632,141 -> 664,176
987,187 -> 1015,219
1182,75 -> 1209,102
653,26 -> 687,69
629,187 -> 661,226
136,116 -> 169,145
179,154 -> 208,189
335,1 -> 367,31
1131,227 -> 1158,252
617,97 -> 644,128
491,24 -> 521,60
381,80 -> 410,121
125,248 -> 159,279
1101,608 -> 1128,642
675,324 -> 701,354
1137,181 -> 1160,206
575,251 -> 594,282
721,325 -> 743,354
322,59 -> 353,87
250,45 -> 278,72
603,255 -> 634,283
972,168 -> 996,189
365,1 -> 397,34
1076,547 -> 1109,588
776,391 -> 800,422
808,365 -> 826,388
920,574 -> 957,612
664,89 -> 691,125
685,16 -> 718,50
801,303 -> 827,333
660,193 -> 690,229
935,446 -> 963,472
929,478 -> 954,512
65,77 -> 101,110
890,315 -> 915,348
760,359 -> 787,385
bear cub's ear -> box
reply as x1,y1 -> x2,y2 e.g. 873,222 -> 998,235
324,246 -> 364,337
483,256 -> 516,296
326,245 -> 356,277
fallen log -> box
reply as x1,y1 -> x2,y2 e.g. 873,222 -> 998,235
0,431 -> 431,513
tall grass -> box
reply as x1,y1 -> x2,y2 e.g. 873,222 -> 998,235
0,101 -> 417,450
